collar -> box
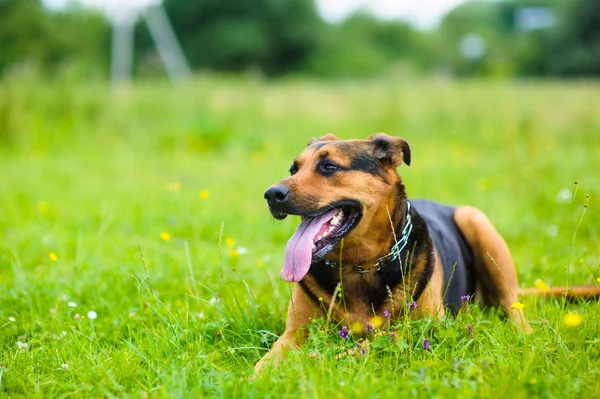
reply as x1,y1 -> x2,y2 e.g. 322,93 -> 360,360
323,201 -> 413,274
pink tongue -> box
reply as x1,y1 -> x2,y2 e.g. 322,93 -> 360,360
281,208 -> 339,282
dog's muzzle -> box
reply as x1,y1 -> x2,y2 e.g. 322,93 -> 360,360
264,185 -> 291,219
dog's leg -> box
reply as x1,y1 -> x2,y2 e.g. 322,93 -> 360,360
453,206 -> 530,332
416,252 -> 445,319
254,284 -> 318,374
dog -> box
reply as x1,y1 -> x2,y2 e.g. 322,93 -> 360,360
255,133 -> 598,373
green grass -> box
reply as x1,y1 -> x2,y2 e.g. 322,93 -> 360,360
1,75 -> 599,398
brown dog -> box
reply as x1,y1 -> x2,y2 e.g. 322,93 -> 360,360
255,133 -> 598,373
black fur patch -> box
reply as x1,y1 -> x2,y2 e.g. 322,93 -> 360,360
318,145 -> 382,177
348,152 -> 380,176
299,280 -> 320,303
305,261 -> 339,295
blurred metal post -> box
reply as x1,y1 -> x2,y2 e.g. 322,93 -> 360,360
110,14 -> 135,87
145,5 -> 191,82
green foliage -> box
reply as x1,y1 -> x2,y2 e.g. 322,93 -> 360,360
306,13 -> 422,77
2,0 -> 600,78
542,0 -> 600,76
436,0 -> 600,77
135,0 -> 325,76
0,76 -> 599,396
0,0 -> 110,78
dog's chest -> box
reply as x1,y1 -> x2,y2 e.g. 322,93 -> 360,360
303,264 -> 401,318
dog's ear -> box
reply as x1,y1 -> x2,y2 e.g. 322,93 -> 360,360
367,133 -> 411,167
308,133 -> 339,146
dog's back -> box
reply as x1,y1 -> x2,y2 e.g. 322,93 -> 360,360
412,199 -> 476,312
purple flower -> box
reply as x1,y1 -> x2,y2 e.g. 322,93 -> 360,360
365,322 -> 374,333
360,348 -> 367,356
383,310 -> 391,319
407,301 -> 417,315
461,295 -> 471,313
338,325 -> 349,339
423,338 -> 431,351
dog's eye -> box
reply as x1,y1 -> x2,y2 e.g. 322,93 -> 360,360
319,161 -> 340,175
289,164 -> 298,176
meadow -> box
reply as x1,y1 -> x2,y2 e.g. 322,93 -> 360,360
0,73 -> 599,398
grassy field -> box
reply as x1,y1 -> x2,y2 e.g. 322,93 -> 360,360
1,75 -> 599,398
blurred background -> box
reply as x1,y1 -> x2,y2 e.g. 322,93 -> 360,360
1,2 -> 599,394
1,0 -> 600,81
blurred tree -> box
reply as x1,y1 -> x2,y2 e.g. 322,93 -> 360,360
436,0 -> 600,78
305,12 -> 422,77
0,0 -> 51,73
0,0 -> 109,77
436,0 -> 557,77
135,0 -> 325,76
543,0 -> 600,76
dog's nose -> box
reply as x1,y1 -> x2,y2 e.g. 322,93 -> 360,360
264,185 -> 290,204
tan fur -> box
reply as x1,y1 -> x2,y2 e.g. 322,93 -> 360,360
453,206 -> 530,331
416,249 -> 445,318
253,285 -> 318,373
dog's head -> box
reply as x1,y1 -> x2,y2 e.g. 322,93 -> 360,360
264,133 -> 411,282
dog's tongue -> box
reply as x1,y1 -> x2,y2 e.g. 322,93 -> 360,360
281,208 -> 338,282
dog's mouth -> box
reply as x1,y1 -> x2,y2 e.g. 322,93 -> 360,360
308,203 -> 361,259
280,201 -> 362,282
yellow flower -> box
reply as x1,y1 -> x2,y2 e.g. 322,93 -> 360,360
49,252 -> 58,262
597,277 -> 600,283
160,232 -> 171,241
225,237 -> 235,247
370,315 -> 384,329
578,258 -> 584,264
350,321 -> 364,334
534,279 -> 549,292
166,181 -> 181,192
199,190 -> 210,199
229,249 -> 239,257
37,201 -> 49,214
563,313 -> 583,328
511,302 -> 525,310
257,261 -> 265,268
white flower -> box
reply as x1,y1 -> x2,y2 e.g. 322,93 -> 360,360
209,297 -> 218,305
556,188 -> 572,204
62,363 -> 69,369
67,301 -> 77,308
236,247 -> 248,255
87,310 -> 97,320
17,341 -> 29,350
61,331 -> 67,336
197,312 -> 205,319
8,317 -> 16,322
